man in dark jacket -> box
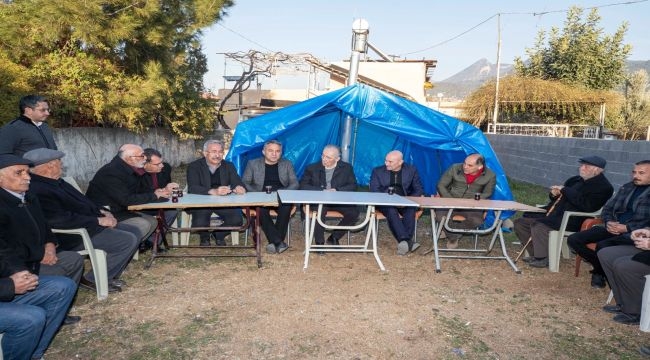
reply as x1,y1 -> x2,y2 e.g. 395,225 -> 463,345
514,155 -> 613,269
25,148 -> 139,292
300,145 -> 359,246
186,140 -> 246,246
0,257 -> 76,360
86,144 -> 162,242
370,150 -> 424,255
436,153 -> 497,249
569,159 -> 650,288
0,95 -> 57,156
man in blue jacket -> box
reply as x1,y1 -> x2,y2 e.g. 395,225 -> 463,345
370,150 -> 424,255
300,145 -> 359,247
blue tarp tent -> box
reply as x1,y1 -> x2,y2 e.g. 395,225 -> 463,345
227,84 -> 513,206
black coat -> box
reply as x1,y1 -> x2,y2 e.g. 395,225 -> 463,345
29,174 -> 108,248
140,162 -> 173,192
86,156 -> 165,221
0,189 -> 57,275
536,173 -> 613,231
299,161 -> 357,191
186,158 -> 244,194
0,258 -> 16,301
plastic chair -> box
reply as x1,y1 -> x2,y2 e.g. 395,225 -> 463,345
244,206 -> 296,246
640,274 -> 650,332
375,208 -> 424,243
303,206 -> 354,245
548,208 -> 602,272
51,228 -> 109,301
573,218 -> 604,277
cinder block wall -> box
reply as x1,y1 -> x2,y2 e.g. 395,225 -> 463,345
486,134 -> 650,191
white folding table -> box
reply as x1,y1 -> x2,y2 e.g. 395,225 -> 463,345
277,190 -> 419,271
408,197 -> 545,273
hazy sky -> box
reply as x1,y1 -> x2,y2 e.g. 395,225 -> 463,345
200,0 -> 649,91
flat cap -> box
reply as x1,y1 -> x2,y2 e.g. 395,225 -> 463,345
0,154 -> 33,169
579,155 -> 606,169
23,148 -> 65,166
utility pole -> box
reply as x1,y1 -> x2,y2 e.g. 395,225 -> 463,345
341,18 -> 369,163
491,13 -> 502,134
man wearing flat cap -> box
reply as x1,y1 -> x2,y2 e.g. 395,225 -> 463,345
0,154 -> 84,326
514,155 -> 613,269
24,148 -> 140,293
568,159 -> 650,288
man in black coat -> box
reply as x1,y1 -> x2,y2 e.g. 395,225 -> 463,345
186,140 -> 246,246
514,155 -> 614,268
299,145 -> 359,246
86,144 -> 163,242
25,148 -> 139,292
0,95 -> 58,156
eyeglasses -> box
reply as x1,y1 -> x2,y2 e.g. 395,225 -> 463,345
31,107 -> 50,113
130,155 -> 145,159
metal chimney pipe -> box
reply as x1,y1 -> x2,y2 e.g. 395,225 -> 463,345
341,19 -> 369,162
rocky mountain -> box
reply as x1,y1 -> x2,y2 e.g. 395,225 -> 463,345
433,58 -> 650,100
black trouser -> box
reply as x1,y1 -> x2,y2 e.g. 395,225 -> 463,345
313,205 -> 360,245
191,208 -> 243,242
259,204 -> 293,245
567,226 -> 633,275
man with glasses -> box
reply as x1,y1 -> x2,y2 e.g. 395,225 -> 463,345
0,94 -> 58,156
85,144 -> 161,244
299,145 -> 359,248
187,139 -> 246,246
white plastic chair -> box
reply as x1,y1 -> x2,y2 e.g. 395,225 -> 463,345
51,228 -> 109,301
547,209 -> 602,272
641,274 -> 650,332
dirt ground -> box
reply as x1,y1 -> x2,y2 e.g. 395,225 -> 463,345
44,215 -> 649,360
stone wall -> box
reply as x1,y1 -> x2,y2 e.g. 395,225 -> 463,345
486,134 -> 650,190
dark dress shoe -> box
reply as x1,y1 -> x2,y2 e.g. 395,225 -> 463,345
326,236 -> 340,246
602,304 -> 621,314
613,312 -> 640,325
521,256 -> 535,263
62,315 -> 81,326
111,279 -> 127,288
528,257 -> 549,268
80,277 -> 121,293
591,273 -> 606,288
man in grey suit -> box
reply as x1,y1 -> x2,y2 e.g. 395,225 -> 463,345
242,140 -> 299,254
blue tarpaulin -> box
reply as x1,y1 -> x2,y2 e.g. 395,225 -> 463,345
227,84 -> 513,217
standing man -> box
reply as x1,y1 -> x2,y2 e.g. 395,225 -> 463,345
85,144 -> 161,243
514,156 -> 613,268
436,153 -> 497,249
0,95 -> 57,156
242,140 -> 299,254
187,140 -> 246,246
370,150 -> 424,255
140,148 -> 179,250
24,148 -> 140,293
0,256 -> 76,360
300,145 -> 359,247
568,160 -> 650,288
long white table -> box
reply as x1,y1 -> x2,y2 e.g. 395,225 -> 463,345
278,190 -> 419,271
408,197 -> 545,273
128,192 -> 278,268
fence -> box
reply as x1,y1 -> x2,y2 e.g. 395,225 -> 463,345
487,123 -> 600,138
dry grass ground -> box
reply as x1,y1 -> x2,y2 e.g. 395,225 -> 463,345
45,215 -> 649,360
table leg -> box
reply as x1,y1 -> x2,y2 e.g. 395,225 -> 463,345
303,204 -> 311,270
254,206 -> 262,268
368,206 -> 386,271
145,209 -> 166,269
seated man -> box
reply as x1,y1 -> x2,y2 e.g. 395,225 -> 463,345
0,154 -> 83,327
300,145 -> 359,247
568,160 -> 650,288
187,140 -> 246,246
370,150 -> 424,255
514,156 -> 613,268
436,153 -> 496,249
597,228 -> 650,325
86,144 -> 164,243
24,148 -> 140,292
242,140 -> 299,254
0,257 -> 76,360
140,147 -> 180,249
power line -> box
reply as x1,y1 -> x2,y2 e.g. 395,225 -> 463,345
216,23 -> 274,52
399,0 -> 648,57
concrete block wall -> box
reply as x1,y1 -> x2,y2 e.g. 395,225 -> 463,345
52,128 -> 231,188
486,134 -> 650,191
